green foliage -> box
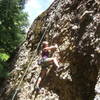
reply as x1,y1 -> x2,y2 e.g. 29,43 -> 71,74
0,53 -> 9,61
0,0 -> 28,78
0,52 -> 9,78
0,0 -> 28,52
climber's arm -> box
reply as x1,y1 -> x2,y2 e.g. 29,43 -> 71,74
44,44 -> 58,50
44,46 -> 56,50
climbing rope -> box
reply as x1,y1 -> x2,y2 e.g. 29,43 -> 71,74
11,28 -> 47,100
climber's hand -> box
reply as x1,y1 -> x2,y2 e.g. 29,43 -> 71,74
55,44 -> 58,49
55,44 -> 60,52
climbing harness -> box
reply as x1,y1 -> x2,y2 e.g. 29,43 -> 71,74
11,27 -> 47,100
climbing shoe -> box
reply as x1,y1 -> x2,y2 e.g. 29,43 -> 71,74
34,86 -> 40,92
56,66 -> 64,72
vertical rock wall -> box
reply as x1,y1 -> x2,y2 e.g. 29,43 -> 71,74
0,0 -> 100,100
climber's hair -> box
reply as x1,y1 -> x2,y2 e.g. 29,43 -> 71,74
42,41 -> 49,48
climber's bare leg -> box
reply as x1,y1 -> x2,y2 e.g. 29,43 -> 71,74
35,58 -> 60,89
45,57 -> 60,68
36,68 -> 47,88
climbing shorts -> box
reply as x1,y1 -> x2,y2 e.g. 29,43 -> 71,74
38,57 -> 50,67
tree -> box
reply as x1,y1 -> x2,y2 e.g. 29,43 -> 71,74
0,0 -> 28,77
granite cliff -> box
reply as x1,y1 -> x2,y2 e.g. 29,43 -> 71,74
0,0 -> 100,100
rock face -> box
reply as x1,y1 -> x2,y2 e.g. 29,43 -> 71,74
0,0 -> 100,100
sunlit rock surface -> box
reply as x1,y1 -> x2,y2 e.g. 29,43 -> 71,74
0,0 -> 100,100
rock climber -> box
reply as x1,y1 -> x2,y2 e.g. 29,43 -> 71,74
41,41 -> 60,68
35,41 -> 60,91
